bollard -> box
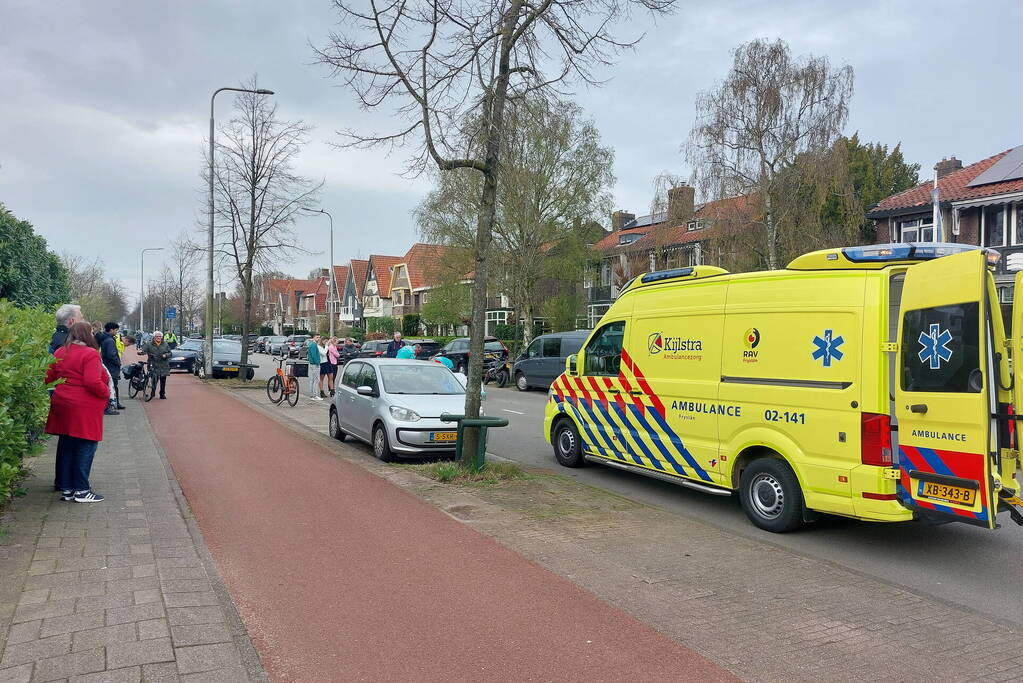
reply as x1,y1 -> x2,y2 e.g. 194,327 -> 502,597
440,413 -> 510,471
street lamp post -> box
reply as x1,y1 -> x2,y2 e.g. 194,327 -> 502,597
303,208 -> 336,338
140,247 -> 164,334
207,85 -> 274,374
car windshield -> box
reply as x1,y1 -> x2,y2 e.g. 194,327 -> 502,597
179,341 -> 202,351
380,365 -> 465,395
213,341 -> 240,354
270,336 -> 287,342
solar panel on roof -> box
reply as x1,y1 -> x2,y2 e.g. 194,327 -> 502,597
967,146 -> 1023,187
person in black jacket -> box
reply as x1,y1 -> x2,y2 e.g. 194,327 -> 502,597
97,322 -> 125,410
49,304 -> 82,354
384,332 -> 404,358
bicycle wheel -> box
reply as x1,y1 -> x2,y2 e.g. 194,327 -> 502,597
143,373 -> 156,402
128,375 -> 141,399
266,375 -> 284,404
285,377 -> 300,407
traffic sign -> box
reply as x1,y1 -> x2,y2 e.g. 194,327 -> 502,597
166,307 -> 177,319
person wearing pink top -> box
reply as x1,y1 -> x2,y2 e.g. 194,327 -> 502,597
324,338 -> 340,397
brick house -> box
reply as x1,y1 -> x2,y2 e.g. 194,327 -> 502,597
584,184 -> 754,326
362,254 -> 403,320
389,243 -> 451,321
262,278 -> 319,334
337,259 -> 368,328
868,145 -> 1023,297
297,275 -> 329,332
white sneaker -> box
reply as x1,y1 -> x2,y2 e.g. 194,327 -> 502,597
309,395 -> 323,401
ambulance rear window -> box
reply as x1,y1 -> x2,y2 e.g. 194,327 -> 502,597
900,302 -> 981,393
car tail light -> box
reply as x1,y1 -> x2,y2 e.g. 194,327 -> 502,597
862,492 -> 897,500
861,413 -> 892,466
374,351 -> 383,356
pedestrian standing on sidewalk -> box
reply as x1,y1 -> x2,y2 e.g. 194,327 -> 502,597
325,338 -> 339,397
48,304 -> 82,354
142,331 -> 173,399
45,321 -> 109,503
91,322 -> 119,415
98,322 -> 125,411
306,334 -> 323,400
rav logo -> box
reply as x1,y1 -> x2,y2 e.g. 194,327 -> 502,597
918,323 -> 953,370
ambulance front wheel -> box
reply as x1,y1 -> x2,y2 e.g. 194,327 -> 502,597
739,458 -> 804,533
552,419 -> 585,468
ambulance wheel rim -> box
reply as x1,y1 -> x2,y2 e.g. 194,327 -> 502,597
750,473 -> 785,519
557,427 -> 576,456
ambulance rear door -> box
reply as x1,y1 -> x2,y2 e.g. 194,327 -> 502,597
895,249 -> 997,528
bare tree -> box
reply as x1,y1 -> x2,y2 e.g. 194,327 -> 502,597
315,0 -> 674,456
60,252 -> 105,301
686,39 -> 854,270
165,235 -> 202,336
208,80 -> 321,375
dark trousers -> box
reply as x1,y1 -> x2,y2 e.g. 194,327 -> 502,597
157,375 -> 167,397
55,435 -> 99,492
111,377 -> 120,405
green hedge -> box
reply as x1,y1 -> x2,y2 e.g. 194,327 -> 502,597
0,301 -> 54,502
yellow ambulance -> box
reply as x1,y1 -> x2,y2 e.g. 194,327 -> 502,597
545,243 -> 1023,532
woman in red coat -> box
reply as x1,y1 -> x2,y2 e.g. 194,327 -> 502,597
45,321 -> 109,502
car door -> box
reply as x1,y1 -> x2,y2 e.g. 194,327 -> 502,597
520,339 -> 542,385
337,362 -> 364,435
540,336 -> 564,387
348,364 -> 379,440
895,249 -> 997,528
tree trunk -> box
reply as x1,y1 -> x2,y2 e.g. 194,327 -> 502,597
765,189 -> 777,270
522,297 -> 534,344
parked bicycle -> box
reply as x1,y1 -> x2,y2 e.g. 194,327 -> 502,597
266,356 -> 301,407
124,361 -> 157,402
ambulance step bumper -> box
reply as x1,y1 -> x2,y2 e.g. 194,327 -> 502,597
584,455 -> 732,496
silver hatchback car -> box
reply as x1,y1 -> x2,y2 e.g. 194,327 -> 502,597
328,358 -> 467,461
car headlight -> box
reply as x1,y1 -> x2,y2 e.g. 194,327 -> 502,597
389,406 -> 421,422
172,356 -> 185,361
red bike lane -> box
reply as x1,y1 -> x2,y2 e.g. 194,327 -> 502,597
146,378 -> 736,682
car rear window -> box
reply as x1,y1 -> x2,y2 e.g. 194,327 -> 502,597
484,341 -> 505,352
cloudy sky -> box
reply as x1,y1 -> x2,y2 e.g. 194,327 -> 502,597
2,0 -> 1020,301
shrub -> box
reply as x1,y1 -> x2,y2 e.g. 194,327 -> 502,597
493,323 -> 518,341
366,317 -> 396,335
401,314 -> 422,337
0,301 -> 54,502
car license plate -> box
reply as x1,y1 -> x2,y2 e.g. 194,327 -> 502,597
918,480 -> 976,506
222,367 -> 238,373
430,431 -> 457,442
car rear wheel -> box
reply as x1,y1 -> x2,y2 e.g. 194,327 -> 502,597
372,424 -> 395,462
515,372 -> 530,391
329,407 -> 347,441
552,418 -> 585,467
739,458 -> 804,533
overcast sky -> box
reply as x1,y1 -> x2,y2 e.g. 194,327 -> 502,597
2,0 -> 1020,301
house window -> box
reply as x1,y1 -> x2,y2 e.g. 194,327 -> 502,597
486,309 -> 507,336
983,205 -> 1007,247
600,261 -> 611,287
897,217 -> 934,243
618,233 -> 640,245
687,219 -> 704,231
649,252 -> 656,272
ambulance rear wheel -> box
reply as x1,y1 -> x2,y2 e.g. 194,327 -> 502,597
739,458 -> 803,533
552,419 -> 585,468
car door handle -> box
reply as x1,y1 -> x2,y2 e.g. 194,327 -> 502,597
910,404 -> 928,414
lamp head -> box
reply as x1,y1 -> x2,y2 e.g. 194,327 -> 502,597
255,89 -> 274,95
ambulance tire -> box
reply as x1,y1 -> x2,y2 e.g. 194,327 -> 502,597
552,419 -> 585,468
739,458 -> 804,533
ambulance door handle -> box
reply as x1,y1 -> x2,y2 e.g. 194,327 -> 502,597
629,390 -> 643,396
910,404 -> 928,414
606,388 -> 620,394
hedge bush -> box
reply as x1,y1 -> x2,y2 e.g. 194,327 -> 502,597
0,301 -> 54,502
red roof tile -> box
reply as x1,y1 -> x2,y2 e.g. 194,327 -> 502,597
398,243 -> 451,290
869,147 -> 1023,215
366,254 -> 403,296
349,259 -> 369,297
331,265 -> 348,299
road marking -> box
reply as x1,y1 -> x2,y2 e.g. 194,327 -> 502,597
502,409 -> 525,415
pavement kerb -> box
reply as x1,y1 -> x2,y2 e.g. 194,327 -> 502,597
138,400 -> 270,683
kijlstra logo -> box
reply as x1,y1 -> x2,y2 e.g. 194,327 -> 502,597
648,332 -> 663,355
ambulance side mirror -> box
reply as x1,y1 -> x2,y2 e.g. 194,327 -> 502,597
566,354 -> 579,377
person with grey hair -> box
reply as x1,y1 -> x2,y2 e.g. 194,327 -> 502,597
49,304 -> 82,354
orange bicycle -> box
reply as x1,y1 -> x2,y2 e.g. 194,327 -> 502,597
267,356 -> 300,406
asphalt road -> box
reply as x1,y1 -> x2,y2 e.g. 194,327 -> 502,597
242,353 -> 1023,628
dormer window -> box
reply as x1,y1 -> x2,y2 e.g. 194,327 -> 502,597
687,220 -> 705,231
618,233 -> 641,245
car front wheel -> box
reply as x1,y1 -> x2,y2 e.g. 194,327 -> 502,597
515,372 -> 530,391
329,407 -> 347,441
372,424 -> 395,462
552,419 -> 585,467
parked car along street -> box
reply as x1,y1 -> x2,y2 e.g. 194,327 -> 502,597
356,340 -> 389,358
169,338 -> 204,374
193,339 -> 256,379
328,358 -> 467,461
513,330 -> 589,390
434,336 -> 508,374
287,334 -> 311,358
266,336 -> 289,355
403,338 -> 441,360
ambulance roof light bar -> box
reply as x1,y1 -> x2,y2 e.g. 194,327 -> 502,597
842,242 -> 982,263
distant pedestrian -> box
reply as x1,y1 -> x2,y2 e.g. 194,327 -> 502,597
98,322 -> 125,411
395,343 -> 417,360
385,331 -> 403,358
141,331 -> 172,399
165,330 -> 178,349
49,304 -> 82,354
325,338 -> 339,397
45,321 -> 109,503
306,334 -> 323,400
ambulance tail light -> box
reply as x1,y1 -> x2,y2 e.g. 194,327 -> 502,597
861,413 -> 893,466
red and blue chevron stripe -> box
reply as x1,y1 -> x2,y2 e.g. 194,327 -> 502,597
897,444 -> 990,523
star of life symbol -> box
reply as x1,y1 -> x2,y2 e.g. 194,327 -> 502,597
811,329 -> 844,367
918,323 -> 953,369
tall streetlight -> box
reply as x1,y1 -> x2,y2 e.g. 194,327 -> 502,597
303,208 -> 336,338
207,85 -> 274,373
140,247 -> 164,334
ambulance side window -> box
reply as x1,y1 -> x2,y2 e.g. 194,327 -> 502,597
901,302 -> 980,393
584,321 -> 624,376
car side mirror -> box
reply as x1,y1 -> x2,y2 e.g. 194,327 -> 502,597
356,385 -> 374,396
566,354 -> 579,377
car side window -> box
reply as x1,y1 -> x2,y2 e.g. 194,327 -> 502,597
584,322 -> 625,377
561,337 -> 584,356
542,337 -> 561,357
342,362 -> 362,389
359,365 -> 378,393
525,339 -> 542,359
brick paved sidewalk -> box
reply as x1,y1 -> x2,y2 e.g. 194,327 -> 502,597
0,405 -> 266,682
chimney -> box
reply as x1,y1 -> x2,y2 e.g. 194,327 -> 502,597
667,184 -> 695,225
934,156 -> 963,179
611,210 -> 635,232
